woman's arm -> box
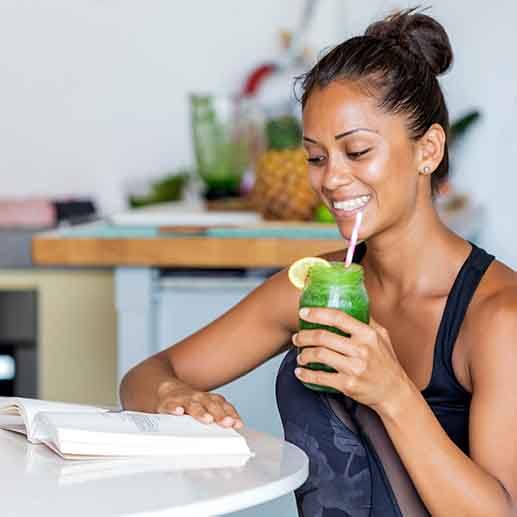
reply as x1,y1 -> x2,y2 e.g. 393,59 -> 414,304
294,287 -> 517,516
119,268 -> 299,420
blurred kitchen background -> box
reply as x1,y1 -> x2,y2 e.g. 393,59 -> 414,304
1,0 -> 515,256
0,2 -> 516,513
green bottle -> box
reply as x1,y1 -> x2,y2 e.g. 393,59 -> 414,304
298,262 -> 369,393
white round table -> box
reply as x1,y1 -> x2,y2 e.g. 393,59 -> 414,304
0,427 -> 308,516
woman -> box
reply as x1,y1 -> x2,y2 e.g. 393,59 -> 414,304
120,9 -> 517,516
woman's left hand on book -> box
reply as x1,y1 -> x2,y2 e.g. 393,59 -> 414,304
156,381 -> 244,429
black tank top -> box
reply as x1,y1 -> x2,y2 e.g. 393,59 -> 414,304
345,241 -> 494,453
276,242 -> 495,516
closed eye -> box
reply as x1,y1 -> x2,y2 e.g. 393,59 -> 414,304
348,148 -> 372,160
307,156 -> 326,166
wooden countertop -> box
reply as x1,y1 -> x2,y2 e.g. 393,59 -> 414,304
32,222 -> 344,268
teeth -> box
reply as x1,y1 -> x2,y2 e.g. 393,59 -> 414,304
333,195 -> 370,211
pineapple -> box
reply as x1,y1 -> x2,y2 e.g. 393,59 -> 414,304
249,116 -> 319,221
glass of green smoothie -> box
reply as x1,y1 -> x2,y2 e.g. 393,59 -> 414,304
298,262 -> 369,393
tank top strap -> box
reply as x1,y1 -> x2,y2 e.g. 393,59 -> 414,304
353,241 -> 367,263
433,242 -> 495,388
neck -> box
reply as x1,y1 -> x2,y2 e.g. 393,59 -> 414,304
363,197 -> 470,297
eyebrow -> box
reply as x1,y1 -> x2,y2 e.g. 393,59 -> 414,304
303,128 -> 378,144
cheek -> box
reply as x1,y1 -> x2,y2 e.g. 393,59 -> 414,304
358,155 -> 418,233
308,168 -> 324,194
362,146 -> 416,199
356,153 -> 393,201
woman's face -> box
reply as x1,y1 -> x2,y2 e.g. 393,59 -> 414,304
302,80 -> 422,242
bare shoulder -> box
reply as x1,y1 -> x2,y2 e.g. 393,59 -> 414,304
254,265 -> 304,333
468,259 -> 517,326
464,259 -> 517,377
261,247 -> 347,331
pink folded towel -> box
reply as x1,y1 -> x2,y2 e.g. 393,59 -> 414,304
0,199 -> 56,228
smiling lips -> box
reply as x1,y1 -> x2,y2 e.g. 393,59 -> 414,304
331,195 -> 371,214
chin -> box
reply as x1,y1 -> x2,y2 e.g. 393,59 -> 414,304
336,217 -> 374,245
337,224 -> 358,243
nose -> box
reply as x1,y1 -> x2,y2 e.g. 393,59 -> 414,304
322,155 -> 354,192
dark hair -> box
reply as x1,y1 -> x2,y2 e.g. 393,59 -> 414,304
298,8 -> 453,195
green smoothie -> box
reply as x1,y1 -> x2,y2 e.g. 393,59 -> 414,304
298,262 -> 369,393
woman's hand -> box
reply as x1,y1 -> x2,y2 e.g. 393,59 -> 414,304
293,307 -> 413,415
156,380 -> 243,429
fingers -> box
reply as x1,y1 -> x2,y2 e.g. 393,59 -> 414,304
299,309 -> 391,350
203,396 -> 232,425
369,317 -> 389,340
158,392 -> 243,429
292,329 -> 366,376
294,363 -> 361,395
292,329 -> 361,357
222,401 -> 243,429
186,400 -> 214,423
366,317 -> 397,358
297,345 -> 365,377
294,366 -> 342,393
159,398 -> 213,424
205,393 -> 243,428
156,400 -> 185,416
300,307 -> 370,338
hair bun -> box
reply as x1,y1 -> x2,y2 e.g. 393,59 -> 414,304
365,8 -> 453,76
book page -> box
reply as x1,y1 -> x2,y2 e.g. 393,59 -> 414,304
35,411 -> 252,458
0,414 -> 26,434
0,397 -> 107,443
42,411 -> 245,438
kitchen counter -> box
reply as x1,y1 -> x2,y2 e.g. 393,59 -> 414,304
0,228 -> 47,268
31,221 -> 344,268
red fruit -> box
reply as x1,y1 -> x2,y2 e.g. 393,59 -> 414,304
241,63 -> 277,97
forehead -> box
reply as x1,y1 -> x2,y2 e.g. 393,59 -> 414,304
302,80 -> 396,138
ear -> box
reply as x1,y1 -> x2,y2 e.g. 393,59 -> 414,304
415,123 -> 446,176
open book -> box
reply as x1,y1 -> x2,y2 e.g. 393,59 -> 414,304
0,397 -> 252,461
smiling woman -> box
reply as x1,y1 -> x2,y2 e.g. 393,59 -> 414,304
301,77 -> 448,242
120,8 -> 517,517
276,8 -> 517,516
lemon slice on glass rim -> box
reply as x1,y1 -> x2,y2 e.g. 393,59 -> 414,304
288,257 -> 331,290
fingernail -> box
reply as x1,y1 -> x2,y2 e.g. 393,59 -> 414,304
222,416 -> 234,426
294,368 -> 302,376
292,333 -> 298,344
234,420 -> 243,429
203,413 -> 214,423
299,308 -> 309,318
174,406 -> 184,415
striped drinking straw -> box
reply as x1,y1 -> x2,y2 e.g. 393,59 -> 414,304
344,211 -> 364,268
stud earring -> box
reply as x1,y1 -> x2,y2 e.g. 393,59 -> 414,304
422,166 -> 431,174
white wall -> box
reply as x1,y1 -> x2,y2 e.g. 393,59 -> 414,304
338,1 -> 517,265
1,1 -> 516,265
0,0 -> 341,212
